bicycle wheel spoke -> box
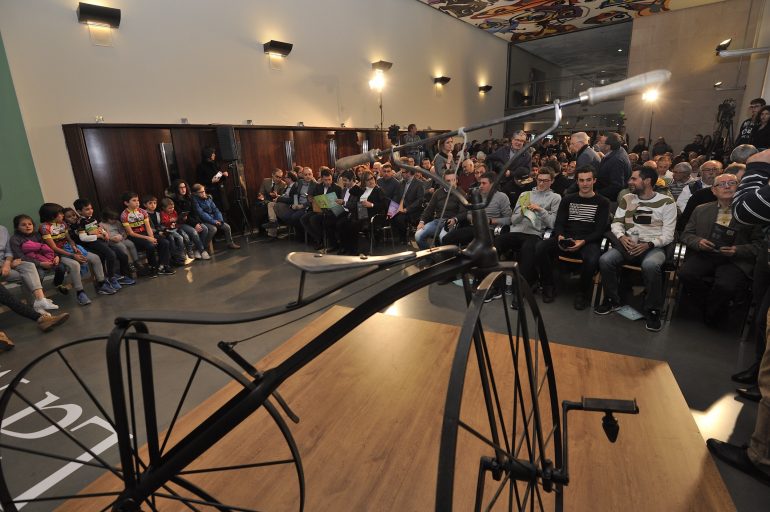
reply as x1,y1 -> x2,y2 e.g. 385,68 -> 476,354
10,389 -> 122,479
152,492 -> 264,512
160,357 -> 202,456
56,349 -> 117,430
476,320 -> 512,455
0,442 -> 120,473
179,458 -> 295,475
124,341 -> 143,479
483,469 -> 512,512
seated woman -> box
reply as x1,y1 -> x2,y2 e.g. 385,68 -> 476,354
335,171 -> 387,255
169,179 -> 211,259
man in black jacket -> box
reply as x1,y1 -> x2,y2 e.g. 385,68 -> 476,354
596,132 -> 631,200
301,168 -> 342,249
390,168 -> 425,244
486,130 -> 531,179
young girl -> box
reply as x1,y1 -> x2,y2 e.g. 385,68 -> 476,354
9,214 -> 68,297
38,202 -> 112,305
159,197 -> 194,263
100,208 -> 139,273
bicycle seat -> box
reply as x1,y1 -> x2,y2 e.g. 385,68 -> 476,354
287,250 -> 416,273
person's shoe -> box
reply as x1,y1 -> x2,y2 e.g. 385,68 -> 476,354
77,290 -> 92,306
0,331 -> 15,351
736,385 -> 761,402
187,249 -> 195,259
33,298 -> 59,313
57,284 -> 69,295
184,256 -> 195,265
542,285 -> 556,303
732,361 -> 760,385
201,251 -> 211,260
147,268 -> 159,279
193,250 -> 202,260
38,312 -> 70,333
109,277 -> 123,291
484,291 -> 503,303
509,293 -> 519,310
97,282 -> 117,295
573,293 -> 587,311
707,439 -> 770,486
118,275 -> 136,286
645,309 -> 662,332
227,243 -> 241,250
594,299 -> 621,315
158,265 -> 176,276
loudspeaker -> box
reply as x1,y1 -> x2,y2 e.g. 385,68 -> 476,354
216,125 -> 240,161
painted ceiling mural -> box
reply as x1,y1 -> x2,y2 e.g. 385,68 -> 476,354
419,0 -> 681,42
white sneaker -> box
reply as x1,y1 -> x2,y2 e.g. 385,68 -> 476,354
33,299 -> 58,312
201,251 -> 211,260
193,251 -> 202,260
44,298 -> 60,310
184,256 -> 195,265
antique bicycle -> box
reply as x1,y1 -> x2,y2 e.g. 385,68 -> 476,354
0,70 -> 668,511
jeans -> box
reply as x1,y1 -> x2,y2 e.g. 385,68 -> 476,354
415,219 -> 446,250
599,247 -> 666,311
536,238 -> 602,296
493,232 -> 541,286
178,224 -> 207,252
3,261 -> 44,293
0,283 -> 40,321
203,222 -> 234,245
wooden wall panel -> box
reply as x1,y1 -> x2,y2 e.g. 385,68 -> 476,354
170,127 -> 219,185
293,130 -> 335,173
82,127 -> 172,214
62,125 -> 99,213
335,130 -> 362,160
238,129 -> 294,197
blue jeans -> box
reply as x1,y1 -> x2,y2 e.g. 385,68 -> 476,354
599,247 -> 666,311
415,219 -> 446,250
178,224 -> 206,252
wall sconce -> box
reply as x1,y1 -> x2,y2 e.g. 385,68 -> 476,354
715,38 -> 770,57
372,60 -> 393,72
369,61 -> 392,93
263,40 -> 293,57
77,2 -> 121,27
478,85 -> 493,94
434,76 -> 451,86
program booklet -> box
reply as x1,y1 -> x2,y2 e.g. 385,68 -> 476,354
709,223 -> 736,248
313,192 -> 345,216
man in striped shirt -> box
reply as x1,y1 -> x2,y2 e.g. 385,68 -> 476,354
594,167 -> 677,331
707,148 -> 770,487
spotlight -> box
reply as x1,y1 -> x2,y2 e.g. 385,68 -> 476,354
715,38 -> 732,54
713,81 -> 723,88
434,76 -> 451,86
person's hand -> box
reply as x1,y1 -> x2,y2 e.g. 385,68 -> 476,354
148,237 -> 158,245
74,253 -> 87,263
627,241 -> 650,257
195,224 -> 204,233
222,171 -> 229,177
335,199 -> 344,205
427,187 -> 435,194
54,256 -> 60,265
1,262 -> 10,277
698,238 -> 716,252
362,200 -> 374,208
446,218 -> 456,227
527,202 -> 542,212
417,221 -> 425,230
11,258 -> 23,268
398,206 -> 406,214
40,261 -> 53,269
112,234 -> 123,242
269,191 -> 278,199
257,193 -> 265,201
619,235 -> 636,253
215,221 -> 222,226
565,239 -> 586,252
719,245 -> 737,256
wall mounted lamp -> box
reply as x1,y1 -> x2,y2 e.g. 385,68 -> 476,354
77,2 -> 121,27
478,85 -> 493,94
372,60 -> 393,72
263,40 -> 293,57
715,38 -> 770,58
434,76 -> 451,85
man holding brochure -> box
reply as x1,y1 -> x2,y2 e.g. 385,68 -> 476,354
301,168 -> 342,250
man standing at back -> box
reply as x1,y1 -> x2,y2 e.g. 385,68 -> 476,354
596,132 -> 631,200
736,98 -> 766,145
486,130 -> 531,178
570,132 -> 600,170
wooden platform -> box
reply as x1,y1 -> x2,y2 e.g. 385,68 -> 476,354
60,306 -> 734,511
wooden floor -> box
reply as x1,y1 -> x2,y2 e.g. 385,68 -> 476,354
60,305 -> 734,511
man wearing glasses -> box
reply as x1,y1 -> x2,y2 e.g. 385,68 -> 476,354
736,98 -> 766,146
486,130 -> 531,178
678,173 -> 762,327
676,160 -> 724,229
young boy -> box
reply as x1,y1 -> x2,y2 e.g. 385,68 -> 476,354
143,195 -> 189,266
73,198 -> 136,287
121,192 -> 175,277
100,208 -> 139,273
159,197 -> 194,263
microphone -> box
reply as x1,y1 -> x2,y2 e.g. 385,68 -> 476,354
335,150 -> 380,170
579,69 -> 671,105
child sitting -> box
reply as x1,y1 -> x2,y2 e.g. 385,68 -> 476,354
159,197 -> 194,264
143,195 -> 188,267
100,208 -> 139,273
192,183 -> 240,250
38,203 -> 112,305
73,198 -> 136,288
121,191 -> 174,277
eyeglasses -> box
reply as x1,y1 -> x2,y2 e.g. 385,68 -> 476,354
536,178 -> 552,183
713,180 -> 738,188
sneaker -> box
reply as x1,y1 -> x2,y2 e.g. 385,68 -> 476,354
542,285 -> 556,303
193,251 -> 202,260
97,282 -> 117,295
148,268 -> 159,279
118,275 -> 136,285
109,277 -> 123,291
645,309 -> 662,332
594,299 -> 620,315
484,291 -> 503,303
158,265 -> 176,276
573,293 -> 587,311
201,251 -> 211,260
57,284 -> 69,295
184,256 -> 195,265
33,298 -> 59,311
0,331 -> 15,351
38,312 -> 70,332
128,263 -> 138,274
77,290 -> 92,306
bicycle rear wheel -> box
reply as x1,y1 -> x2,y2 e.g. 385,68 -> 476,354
437,269 -> 563,511
0,329 -> 304,511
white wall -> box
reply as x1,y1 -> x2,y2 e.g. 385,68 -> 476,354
0,0 -> 507,206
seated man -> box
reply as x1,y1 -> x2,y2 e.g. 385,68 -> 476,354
255,168 -> 286,235
494,168 -> 561,294
301,168 -> 342,249
443,171 -> 511,247
595,166 -> 677,332
278,167 -> 315,233
535,166 -> 610,310
271,170 -> 298,236
390,167 -> 426,244
678,173 -> 761,325
414,171 -> 464,250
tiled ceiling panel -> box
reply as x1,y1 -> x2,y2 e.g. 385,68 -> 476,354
418,0 -> 720,42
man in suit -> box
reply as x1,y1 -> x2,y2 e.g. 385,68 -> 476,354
570,131 -> 600,170
486,130 -> 531,180
678,172 -> 761,325
595,132 -> 632,201
390,167 -> 426,245
302,167 -> 343,249
255,168 -> 286,235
